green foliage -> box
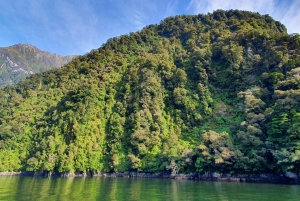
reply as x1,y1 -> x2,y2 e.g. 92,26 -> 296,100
0,10 -> 299,175
194,131 -> 237,173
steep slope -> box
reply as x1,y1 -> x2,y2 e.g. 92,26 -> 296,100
0,44 -> 76,87
1,10 -> 300,175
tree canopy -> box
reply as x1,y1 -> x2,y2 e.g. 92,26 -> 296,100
1,10 -> 300,175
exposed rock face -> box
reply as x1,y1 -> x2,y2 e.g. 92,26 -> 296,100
0,44 -> 77,87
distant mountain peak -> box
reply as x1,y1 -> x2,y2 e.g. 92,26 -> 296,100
13,43 -> 37,48
0,44 -> 77,87
8,43 -> 46,54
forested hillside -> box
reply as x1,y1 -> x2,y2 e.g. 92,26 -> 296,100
1,10 -> 300,175
0,44 -> 76,87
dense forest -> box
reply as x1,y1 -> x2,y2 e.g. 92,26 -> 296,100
1,10 -> 300,176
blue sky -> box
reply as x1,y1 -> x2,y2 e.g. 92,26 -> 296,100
0,0 -> 299,56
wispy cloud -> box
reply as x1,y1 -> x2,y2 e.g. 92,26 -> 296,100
0,0 -> 101,55
113,0 -> 157,30
279,0 -> 300,34
109,0 -> 182,31
49,0 -> 99,54
187,0 -> 274,15
187,0 -> 300,34
131,9 -> 148,30
165,0 -> 179,18
1,0 -> 299,56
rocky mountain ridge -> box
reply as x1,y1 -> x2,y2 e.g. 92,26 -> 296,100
0,43 -> 76,87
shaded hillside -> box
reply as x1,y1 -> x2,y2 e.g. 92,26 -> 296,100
0,44 -> 76,87
1,10 -> 300,175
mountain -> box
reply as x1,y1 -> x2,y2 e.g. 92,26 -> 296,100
0,44 -> 76,87
1,10 -> 300,176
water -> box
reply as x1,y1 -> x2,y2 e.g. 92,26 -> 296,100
1,176 -> 300,201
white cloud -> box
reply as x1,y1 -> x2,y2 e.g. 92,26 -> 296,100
131,9 -> 148,30
0,0 -> 103,55
165,0 -> 179,18
3,0 -> 299,56
187,0 -> 274,14
279,1 -> 300,34
50,1 -> 99,54
113,0 -> 159,30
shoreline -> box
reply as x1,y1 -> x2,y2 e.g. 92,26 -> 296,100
1,171 -> 299,184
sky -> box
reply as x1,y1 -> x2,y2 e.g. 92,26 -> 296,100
0,0 -> 299,56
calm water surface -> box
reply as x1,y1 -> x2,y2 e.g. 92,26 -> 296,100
0,176 -> 300,201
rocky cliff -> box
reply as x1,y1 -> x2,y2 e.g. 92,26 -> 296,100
0,44 -> 76,87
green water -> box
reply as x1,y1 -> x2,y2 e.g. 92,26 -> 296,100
0,176 -> 300,201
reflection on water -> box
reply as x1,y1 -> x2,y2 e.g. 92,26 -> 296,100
1,176 -> 300,201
